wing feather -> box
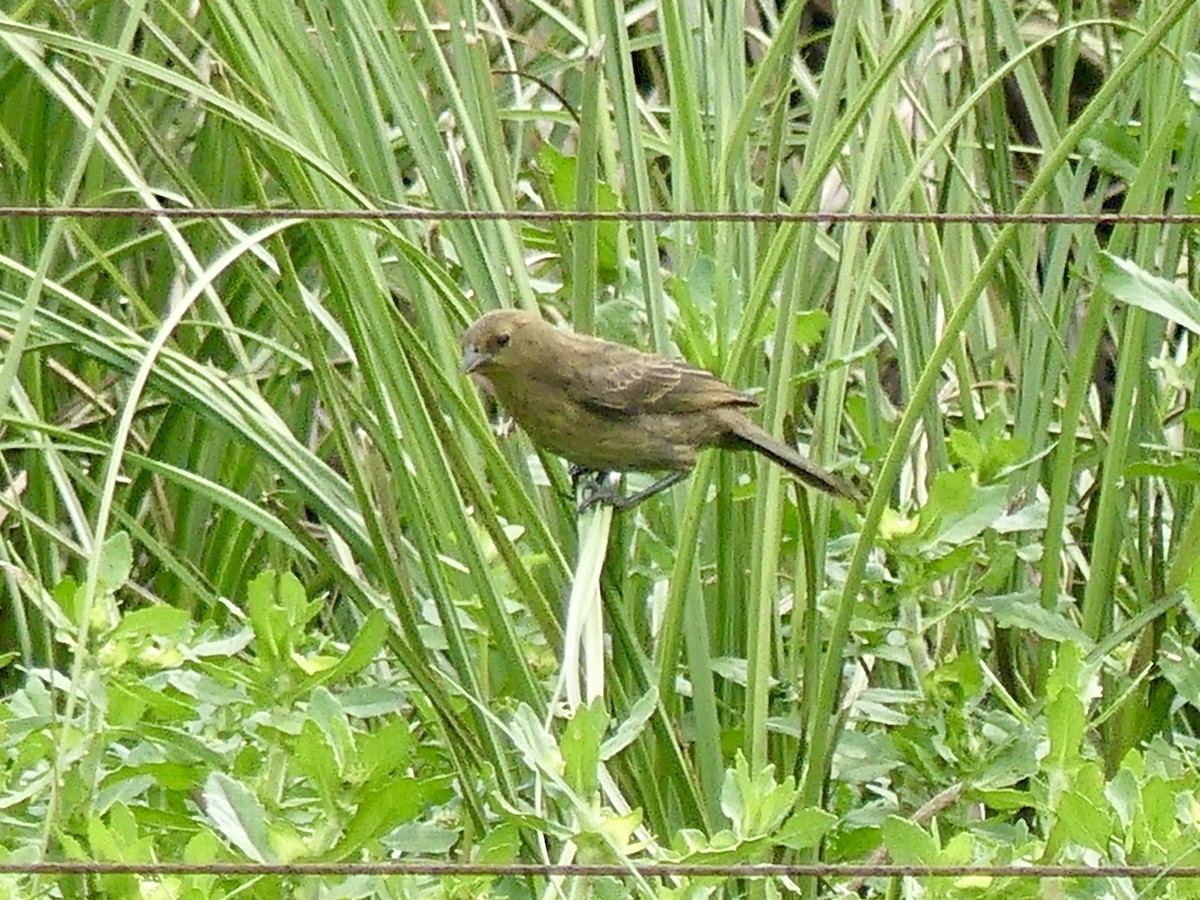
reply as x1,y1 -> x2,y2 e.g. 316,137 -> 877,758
567,345 -> 755,415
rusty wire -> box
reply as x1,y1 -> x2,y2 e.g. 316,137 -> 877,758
3,860 -> 1198,878
0,206 -> 1198,225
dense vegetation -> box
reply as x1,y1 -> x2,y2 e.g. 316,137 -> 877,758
1,0 -> 1199,896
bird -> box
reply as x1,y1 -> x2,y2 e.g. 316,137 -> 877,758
461,309 -> 863,510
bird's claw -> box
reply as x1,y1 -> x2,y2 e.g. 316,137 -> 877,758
574,471 -> 688,515
576,478 -> 630,515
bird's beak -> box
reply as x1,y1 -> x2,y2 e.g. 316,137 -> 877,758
462,344 -> 489,374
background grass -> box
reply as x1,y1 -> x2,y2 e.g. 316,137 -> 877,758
2,0 -> 1200,896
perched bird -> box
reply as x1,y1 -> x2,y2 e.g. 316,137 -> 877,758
462,309 -> 862,510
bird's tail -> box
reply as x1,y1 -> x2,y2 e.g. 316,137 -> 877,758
722,414 -> 864,503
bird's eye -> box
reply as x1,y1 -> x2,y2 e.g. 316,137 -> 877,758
496,332 -> 510,348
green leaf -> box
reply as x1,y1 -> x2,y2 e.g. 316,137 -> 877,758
127,761 -> 203,792
947,428 -> 983,469
297,610 -> 388,692
913,469 -> 977,546
52,577 -> 84,629
295,719 -> 340,797
601,686 -> 657,760
1157,638 -> 1200,708
974,593 -> 1090,645
388,822 -> 461,855
931,484 -> 1008,546
88,812 -> 122,860
202,773 -> 272,862
536,143 -> 621,279
245,570 -> 319,671
1105,766 -> 1138,830
976,788 -> 1036,811
1081,122 -> 1142,181
111,606 -> 191,641
361,718 -> 416,779
1138,775 -> 1177,844
775,808 -> 837,851
927,469 -> 975,514
97,532 -> 133,593
183,830 -> 224,864
308,687 -> 354,774
720,752 -> 797,838
332,776 -> 423,859
1099,252 -> 1200,335
792,309 -> 830,348
476,821 -> 521,862
882,816 -> 938,865
1184,51 -> 1200,106
562,700 -> 608,797
1055,790 -> 1112,852
1046,640 -> 1085,696
928,652 -> 984,701
1125,459 -> 1200,482
1046,688 -> 1086,772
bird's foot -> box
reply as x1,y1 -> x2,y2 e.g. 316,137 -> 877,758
575,471 -> 689,515
562,467 -> 606,507
576,475 -> 628,514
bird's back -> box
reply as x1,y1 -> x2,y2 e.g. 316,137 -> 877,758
557,334 -> 756,417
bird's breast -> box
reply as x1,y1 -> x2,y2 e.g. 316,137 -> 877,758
489,371 -> 712,473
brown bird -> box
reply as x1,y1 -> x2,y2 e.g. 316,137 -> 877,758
462,309 -> 862,510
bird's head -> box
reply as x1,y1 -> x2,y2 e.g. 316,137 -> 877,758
461,309 -> 546,375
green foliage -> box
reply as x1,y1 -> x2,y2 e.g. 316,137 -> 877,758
0,567 -> 435,895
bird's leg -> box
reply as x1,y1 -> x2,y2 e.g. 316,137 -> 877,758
561,465 -> 605,504
574,470 -> 616,513
577,471 -> 688,514
570,467 -> 613,510
616,471 -> 687,509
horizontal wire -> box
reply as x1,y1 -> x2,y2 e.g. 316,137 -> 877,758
3,861 -> 1197,878
0,206 -> 1197,225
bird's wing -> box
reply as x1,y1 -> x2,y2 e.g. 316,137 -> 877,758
570,349 -> 755,415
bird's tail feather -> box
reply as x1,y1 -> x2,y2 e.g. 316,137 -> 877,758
725,416 -> 864,503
